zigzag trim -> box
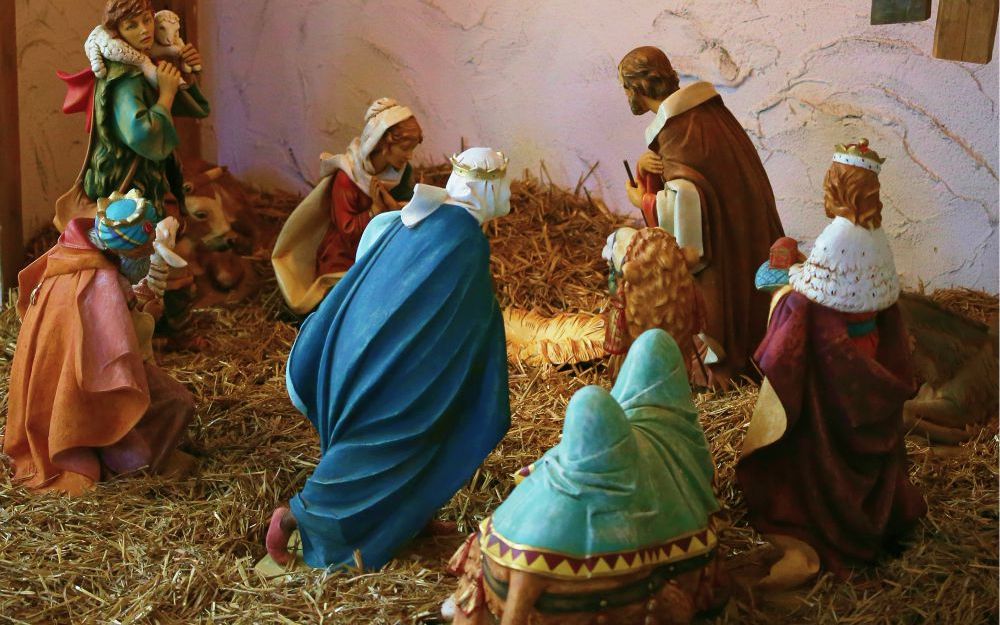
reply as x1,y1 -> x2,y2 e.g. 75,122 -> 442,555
479,517 -> 716,581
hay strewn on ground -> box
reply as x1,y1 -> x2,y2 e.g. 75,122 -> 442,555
0,171 -> 997,625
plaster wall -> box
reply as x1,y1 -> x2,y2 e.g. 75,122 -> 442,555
16,1 -> 998,291
201,0 -> 998,292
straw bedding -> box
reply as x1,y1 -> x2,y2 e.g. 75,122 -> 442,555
0,168 -> 996,624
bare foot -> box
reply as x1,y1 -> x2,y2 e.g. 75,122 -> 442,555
266,507 -> 297,565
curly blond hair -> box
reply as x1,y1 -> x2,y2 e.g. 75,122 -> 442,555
823,161 -> 882,229
620,228 -> 705,369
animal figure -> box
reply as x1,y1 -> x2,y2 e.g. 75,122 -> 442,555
172,159 -> 260,307
84,24 -> 159,87
443,330 -> 727,625
151,10 -> 201,74
898,292 -> 999,445
603,227 -> 705,374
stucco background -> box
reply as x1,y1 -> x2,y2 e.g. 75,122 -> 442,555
16,0 -> 1000,291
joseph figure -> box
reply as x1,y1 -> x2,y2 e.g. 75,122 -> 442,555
619,46 -> 785,385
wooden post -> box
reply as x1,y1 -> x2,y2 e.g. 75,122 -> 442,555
154,0 -> 202,161
0,0 -> 24,300
934,0 -> 1000,64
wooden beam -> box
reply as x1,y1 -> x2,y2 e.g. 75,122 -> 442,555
934,0 -> 1000,64
0,0 -> 24,299
153,0 -> 202,161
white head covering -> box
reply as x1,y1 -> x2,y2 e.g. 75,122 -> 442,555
318,97 -> 415,196
401,147 -> 511,228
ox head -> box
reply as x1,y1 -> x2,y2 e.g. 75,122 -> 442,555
182,165 -> 253,254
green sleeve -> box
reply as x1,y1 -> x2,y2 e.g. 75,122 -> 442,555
390,164 -> 416,202
111,76 -> 180,162
172,83 -> 211,119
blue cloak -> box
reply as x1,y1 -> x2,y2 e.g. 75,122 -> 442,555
286,203 -> 511,570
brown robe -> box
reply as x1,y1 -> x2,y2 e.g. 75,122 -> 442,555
651,84 -> 785,378
3,219 -> 193,496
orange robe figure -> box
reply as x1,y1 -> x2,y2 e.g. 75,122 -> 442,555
3,219 -> 193,496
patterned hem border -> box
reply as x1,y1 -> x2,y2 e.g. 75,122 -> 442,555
479,517 -> 716,580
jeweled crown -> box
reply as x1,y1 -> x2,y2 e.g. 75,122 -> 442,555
832,138 -> 885,174
449,152 -> 509,181
96,189 -> 150,228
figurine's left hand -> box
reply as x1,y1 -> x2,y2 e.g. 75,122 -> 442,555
180,44 -> 203,73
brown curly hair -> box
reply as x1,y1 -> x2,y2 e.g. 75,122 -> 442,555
618,46 -> 681,101
103,0 -> 153,32
620,228 -> 704,370
823,161 -> 883,229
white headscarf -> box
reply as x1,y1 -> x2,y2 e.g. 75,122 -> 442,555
318,97 -> 415,196
401,147 -> 511,228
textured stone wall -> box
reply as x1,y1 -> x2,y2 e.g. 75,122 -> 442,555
17,1 -> 998,291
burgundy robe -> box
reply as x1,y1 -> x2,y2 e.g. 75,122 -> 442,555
736,291 -> 926,577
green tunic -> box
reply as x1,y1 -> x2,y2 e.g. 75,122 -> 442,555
84,61 -> 210,215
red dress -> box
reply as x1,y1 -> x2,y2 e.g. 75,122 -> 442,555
315,171 -> 375,275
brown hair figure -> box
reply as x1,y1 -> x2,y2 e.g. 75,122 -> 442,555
272,98 -> 423,314
617,45 -> 785,388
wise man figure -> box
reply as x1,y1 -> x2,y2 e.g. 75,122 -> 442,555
619,46 -> 785,386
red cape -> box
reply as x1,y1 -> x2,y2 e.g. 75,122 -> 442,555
57,68 -> 97,132
3,219 -> 150,495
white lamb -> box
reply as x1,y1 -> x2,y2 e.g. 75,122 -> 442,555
84,24 -> 159,87
83,11 -> 197,90
151,10 -> 202,74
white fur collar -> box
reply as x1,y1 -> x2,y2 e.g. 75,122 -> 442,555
790,217 -> 900,313
644,82 -> 719,146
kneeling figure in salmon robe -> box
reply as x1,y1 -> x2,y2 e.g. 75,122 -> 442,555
4,190 -> 195,495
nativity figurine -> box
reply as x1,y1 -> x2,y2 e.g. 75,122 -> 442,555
57,0 -> 210,231
602,226 -> 705,379
3,190 -> 195,496
271,97 -> 421,314
618,46 -> 785,387
442,329 -> 726,625
264,148 -> 512,571
736,139 -> 926,589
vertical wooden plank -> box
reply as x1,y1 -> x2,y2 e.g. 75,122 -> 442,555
0,0 -> 24,299
963,0 -> 1000,62
153,0 -> 202,161
934,0 -> 1000,63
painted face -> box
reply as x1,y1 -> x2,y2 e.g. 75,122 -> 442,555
117,11 -> 155,52
619,70 -> 646,115
155,19 -> 178,46
384,140 -> 418,171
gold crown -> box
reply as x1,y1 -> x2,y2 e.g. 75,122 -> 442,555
449,152 -> 509,181
832,138 -> 886,174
